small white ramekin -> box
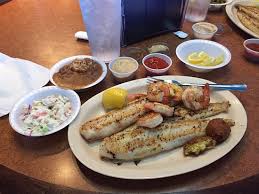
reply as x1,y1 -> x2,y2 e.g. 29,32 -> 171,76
109,57 -> 139,82
192,22 -> 218,40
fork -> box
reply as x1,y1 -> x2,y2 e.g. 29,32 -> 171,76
147,77 -> 247,92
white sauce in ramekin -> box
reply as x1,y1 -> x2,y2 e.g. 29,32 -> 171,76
112,58 -> 138,73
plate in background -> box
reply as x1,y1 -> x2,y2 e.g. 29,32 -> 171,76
226,0 -> 259,38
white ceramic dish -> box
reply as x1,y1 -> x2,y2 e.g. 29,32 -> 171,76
0,55 -> 49,117
68,76 -> 247,179
226,0 -> 259,38
176,40 -> 231,73
142,53 -> 172,74
209,0 -> 233,11
50,55 -> 107,91
192,22 -> 218,40
9,86 -> 81,137
109,57 -> 139,82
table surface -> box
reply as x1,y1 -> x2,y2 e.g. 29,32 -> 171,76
1,0 -> 259,193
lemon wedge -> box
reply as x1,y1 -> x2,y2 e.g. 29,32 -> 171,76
102,88 -> 128,110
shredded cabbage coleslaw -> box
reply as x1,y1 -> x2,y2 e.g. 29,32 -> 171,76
20,94 -> 72,135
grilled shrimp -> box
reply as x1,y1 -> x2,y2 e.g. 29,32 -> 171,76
147,81 -> 166,103
137,112 -> 163,128
127,94 -> 147,102
144,102 -> 174,117
147,81 -> 183,105
182,84 -> 210,111
168,82 -> 183,105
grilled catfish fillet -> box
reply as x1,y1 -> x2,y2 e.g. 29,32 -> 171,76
80,97 -> 148,142
236,5 -> 259,35
100,119 -> 211,161
237,5 -> 259,21
174,101 -> 230,120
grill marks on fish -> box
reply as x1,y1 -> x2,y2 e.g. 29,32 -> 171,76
100,119 -> 209,161
174,101 -> 230,120
236,5 -> 259,35
80,97 -> 148,141
237,5 -> 259,21
80,99 -> 230,142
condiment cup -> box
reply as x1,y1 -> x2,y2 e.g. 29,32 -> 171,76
142,53 -> 172,75
243,39 -> 259,62
121,47 -> 147,63
109,57 -> 139,82
192,22 -> 218,40
209,0 -> 233,11
147,42 -> 171,56
176,39 -> 231,73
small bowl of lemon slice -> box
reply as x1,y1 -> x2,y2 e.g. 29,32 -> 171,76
176,40 -> 231,73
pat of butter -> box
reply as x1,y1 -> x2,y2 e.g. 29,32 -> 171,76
148,45 -> 169,53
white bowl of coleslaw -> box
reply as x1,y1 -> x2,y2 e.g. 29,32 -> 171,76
9,86 -> 81,137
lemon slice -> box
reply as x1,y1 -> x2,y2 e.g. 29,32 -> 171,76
198,51 -> 209,60
212,55 -> 224,66
187,52 -> 204,64
187,51 -> 225,66
200,56 -> 215,66
102,88 -> 128,110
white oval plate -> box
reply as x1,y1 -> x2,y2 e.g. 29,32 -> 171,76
68,76 -> 247,179
226,0 -> 259,38
9,86 -> 81,137
50,55 -> 107,91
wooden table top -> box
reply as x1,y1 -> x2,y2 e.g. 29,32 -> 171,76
0,0 -> 259,193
